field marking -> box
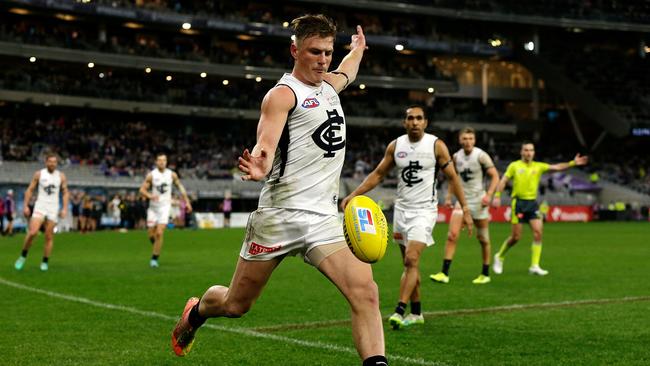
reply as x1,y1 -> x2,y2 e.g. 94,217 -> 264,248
250,295 -> 650,333
0,277 -> 445,366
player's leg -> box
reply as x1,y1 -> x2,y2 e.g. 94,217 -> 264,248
472,218 -> 491,284
15,215 -> 45,270
147,226 -> 156,245
528,219 -> 548,275
150,223 -> 165,267
317,245 -> 386,363
40,219 -> 56,271
389,241 -> 426,329
171,257 -> 280,356
397,243 -> 422,323
431,209 -> 463,283
493,223 -> 521,274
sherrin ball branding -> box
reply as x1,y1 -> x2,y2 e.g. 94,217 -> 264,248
343,195 -> 388,263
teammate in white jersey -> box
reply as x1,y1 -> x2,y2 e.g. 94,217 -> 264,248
341,105 -> 474,329
14,154 -> 69,272
430,127 -> 499,285
171,15 -> 388,365
139,153 -> 192,268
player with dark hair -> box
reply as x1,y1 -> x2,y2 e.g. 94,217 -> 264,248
170,15 -> 388,365
139,153 -> 192,267
493,142 -> 588,276
341,105 -> 474,329
430,127 -> 499,284
14,154 -> 69,271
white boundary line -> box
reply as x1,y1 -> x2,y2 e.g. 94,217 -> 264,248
0,277 -> 445,366
250,295 -> 650,332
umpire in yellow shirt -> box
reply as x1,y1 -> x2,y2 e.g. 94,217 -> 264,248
492,142 -> 588,276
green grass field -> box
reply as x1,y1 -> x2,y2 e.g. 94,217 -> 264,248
1,222 -> 649,365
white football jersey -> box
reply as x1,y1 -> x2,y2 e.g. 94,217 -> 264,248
453,147 -> 494,203
393,133 -> 438,211
150,168 -> 173,206
35,168 -> 61,206
258,73 -> 345,216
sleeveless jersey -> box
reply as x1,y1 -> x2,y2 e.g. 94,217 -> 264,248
258,73 -> 345,216
393,133 -> 438,211
36,168 -> 61,206
151,168 -> 173,206
453,147 -> 494,203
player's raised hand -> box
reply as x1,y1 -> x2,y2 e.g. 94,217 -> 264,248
574,153 -> 589,166
239,148 -> 268,181
350,25 -> 367,51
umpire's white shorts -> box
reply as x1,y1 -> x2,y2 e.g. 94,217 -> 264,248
393,207 -> 437,246
147,204 -> 171,227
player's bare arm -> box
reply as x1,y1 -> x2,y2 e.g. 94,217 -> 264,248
323,25 -> 366,93
436,140 -> 473,236
444,156 -> 457,208
139,173 -> 155,201
483,166 -> 500,207
548,153 -> 589,172
172,172 -> 192,213
238,86 -> 294,181
59,173 -> 69,218
23,171 -> 40,217
341,140 -> 396,210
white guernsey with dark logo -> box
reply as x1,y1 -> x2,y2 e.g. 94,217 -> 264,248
453,147 -> 494,205
393,133 -> 438,211
258,73 -> 346,216
35,168 -> 61,206
150,168 -> 173,207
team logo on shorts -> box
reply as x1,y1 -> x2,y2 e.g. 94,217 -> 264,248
302,98 -> 320,108
356,207 -> 376,234
397,151 -> 407,158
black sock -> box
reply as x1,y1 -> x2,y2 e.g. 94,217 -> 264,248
363,355 -> 388,366
394,301 -> 407,316
152,254 -> 159,261
21,250 -> 28,258
188,302 -> 207,328
442,259 -> 452,275
42,257 -> 49,263
482,264 -> 490,276
410,301 -> 421,315
149,237 -> 155,244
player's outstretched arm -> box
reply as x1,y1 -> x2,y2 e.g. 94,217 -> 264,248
341,140 -> 396,210
23,171 -> 39,217
139,173 -> 154,200
437,140 -> 473,236
239,86 -> 294,181
324,25 -> 367,93
60,173 -> 69,218
548,153 -> 589,172
172,172 -> 192,213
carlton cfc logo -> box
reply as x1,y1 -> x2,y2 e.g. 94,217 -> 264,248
312,109 -> 345,158
356,207 -> 376,234
302,98 -> 320,108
